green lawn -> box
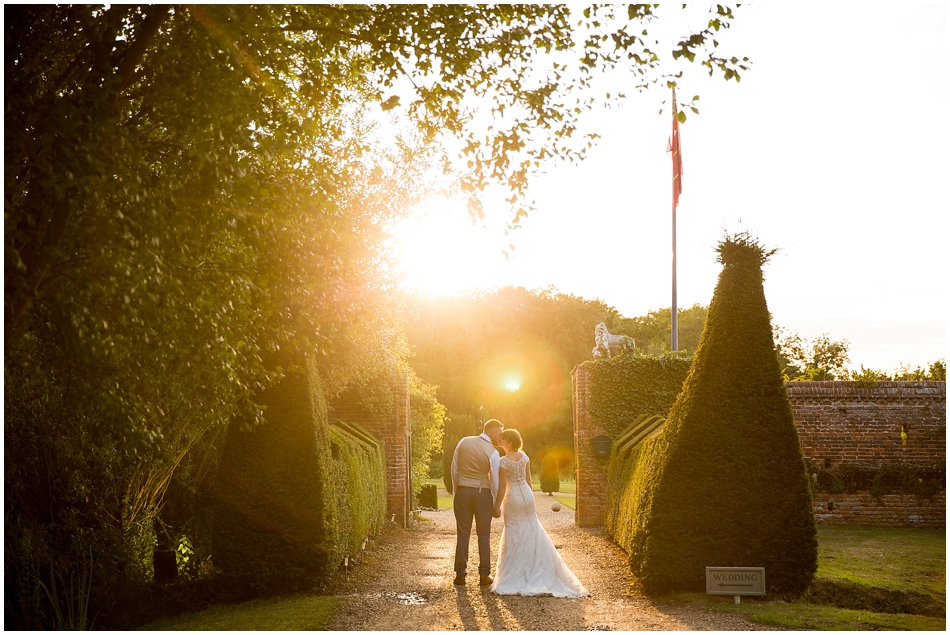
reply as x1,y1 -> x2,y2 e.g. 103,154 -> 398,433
662,525 -> 946,631
425,477 -> 576,510
138,594 -> 337,630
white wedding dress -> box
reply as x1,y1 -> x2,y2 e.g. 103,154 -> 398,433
490,453 -> 589,597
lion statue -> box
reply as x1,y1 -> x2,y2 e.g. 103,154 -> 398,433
592,323 -> 636,358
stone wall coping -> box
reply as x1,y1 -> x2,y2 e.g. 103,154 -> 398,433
784,380 -> 946,398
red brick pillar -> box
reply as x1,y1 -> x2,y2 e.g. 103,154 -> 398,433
389,376 -> 412,527
573,365 -> 608,527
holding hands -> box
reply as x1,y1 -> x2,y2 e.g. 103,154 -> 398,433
492,502 -> 501,518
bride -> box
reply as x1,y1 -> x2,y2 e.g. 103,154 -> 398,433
490,429 -> 589,597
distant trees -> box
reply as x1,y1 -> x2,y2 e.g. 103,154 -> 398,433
774,329 -> 851,380
850,360 -> 946,384
406,287 -> 628,463
619,304 -> 708,356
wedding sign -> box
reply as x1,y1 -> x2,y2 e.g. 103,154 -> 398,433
704,567 -> 766,596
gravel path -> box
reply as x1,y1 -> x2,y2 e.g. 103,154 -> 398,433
327,492 -> 784,631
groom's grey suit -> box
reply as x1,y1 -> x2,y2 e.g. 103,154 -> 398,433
451,433 -> 499,578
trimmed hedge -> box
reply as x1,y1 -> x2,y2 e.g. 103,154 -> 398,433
418,484 -> 438,509
540,453 -> 560,494
328,421 -> 386,559
211,353 -> 386,590
605,414 -> 666,551
610,234 -> 818,596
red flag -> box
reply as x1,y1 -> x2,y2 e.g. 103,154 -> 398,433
667,89 -> 684,209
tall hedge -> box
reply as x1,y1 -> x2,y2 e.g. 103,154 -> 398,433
212,354 -> 386,590
625,234 -> 817,595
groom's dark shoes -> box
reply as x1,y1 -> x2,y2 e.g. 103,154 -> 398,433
453,574 -> 466,585
479,575 -> 493,586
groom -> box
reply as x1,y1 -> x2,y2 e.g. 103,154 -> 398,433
450,418 -> 504,586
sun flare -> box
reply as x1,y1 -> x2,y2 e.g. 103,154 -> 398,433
391,206 -> 511,297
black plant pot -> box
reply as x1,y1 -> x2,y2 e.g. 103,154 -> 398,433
153,550 -> 178,584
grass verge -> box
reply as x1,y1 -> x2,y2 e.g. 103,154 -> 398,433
655,525 -> 945,631
693,594 -> 946,631
138,594 -> 337,630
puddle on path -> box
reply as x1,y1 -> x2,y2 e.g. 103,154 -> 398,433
388,591 -> 427,605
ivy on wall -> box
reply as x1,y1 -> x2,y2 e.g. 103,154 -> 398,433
810,463 -> 945,499
583,354 -> 691,438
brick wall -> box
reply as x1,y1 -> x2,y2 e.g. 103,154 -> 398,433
813,492 -> 945,527
787,381 -> 945,468
574,372 -> 946,529
329,376 -> 412,527
788,381 -> 945,528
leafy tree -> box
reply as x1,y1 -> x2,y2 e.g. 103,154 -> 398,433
851,359 -> 946,384
773,328 -> 850,380
409,373 -> 446,497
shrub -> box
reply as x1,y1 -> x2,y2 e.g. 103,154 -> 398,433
622,233 -> 818,596
811,463 -> 945,499
540,453 -> 560,494
418,484 -> 438,509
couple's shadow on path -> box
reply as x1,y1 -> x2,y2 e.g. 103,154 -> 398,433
454,584 -> 587,631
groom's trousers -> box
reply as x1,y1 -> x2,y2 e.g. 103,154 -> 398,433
453,486 -> 493,576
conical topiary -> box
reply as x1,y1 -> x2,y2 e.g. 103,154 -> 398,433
629,232 -> 817,595
540,453 -> 560,494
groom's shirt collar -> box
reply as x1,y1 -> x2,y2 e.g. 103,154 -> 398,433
478,432 -> 492,444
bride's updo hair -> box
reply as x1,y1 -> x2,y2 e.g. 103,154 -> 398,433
501,428 -> 523,451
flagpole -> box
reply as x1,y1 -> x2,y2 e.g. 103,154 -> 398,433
672,191 -> 678,352
671,88 -> 679,353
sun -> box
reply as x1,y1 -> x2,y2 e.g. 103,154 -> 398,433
390,206 -> 511,297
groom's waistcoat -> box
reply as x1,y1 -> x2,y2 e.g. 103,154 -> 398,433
455,436 -> 495,490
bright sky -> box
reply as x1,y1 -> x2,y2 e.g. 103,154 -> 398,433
391,4 -> 947,373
